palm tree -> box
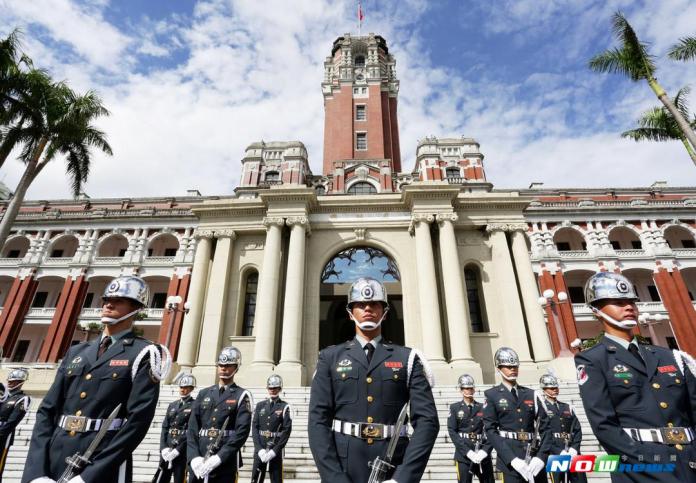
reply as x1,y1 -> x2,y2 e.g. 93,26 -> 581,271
0,79 -> 112,250
622,87 -> 696,164
669,36 -> 696,62
589,12 -> 696,156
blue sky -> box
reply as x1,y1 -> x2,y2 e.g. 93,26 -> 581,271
1,0 -> 696,199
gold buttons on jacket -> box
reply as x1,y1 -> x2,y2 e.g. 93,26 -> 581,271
112,373 -> 118,379
659,402 -> 668,409
367,438 -> 374,445
341,373 -> 346,379
652,383 -> 660,389
675,379 -> 681,384
393,374 -> 399,380
85,374 -> 92,380
75,410 -> 82,416
69,430 -> 76,437
367,416 -> 374,423
367,396 -> 374,403
623,380 -> 629,385
212,417 -> 217,422
676,444 -> 684,451
366,377 -> 373,384
80,392 -> 87,399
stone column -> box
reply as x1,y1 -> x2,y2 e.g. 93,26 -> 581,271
251,217 -> 285,369
176,231 -> 214,370
195,230 -> 235,367
411,214 -> 446,364
510,228 -> 554,362
486,224 -> 532,362
277,216 -> 309,384
436,213 -> 473,362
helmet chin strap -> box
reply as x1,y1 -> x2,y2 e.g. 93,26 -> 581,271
101,308 -> 141,325
346,307 -> 389,331
496,368 -> 517,382
590,306 -> 637,329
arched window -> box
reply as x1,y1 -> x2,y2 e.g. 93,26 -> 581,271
242,272 -> 259,336
464,265 -> 488,332
445,167 -> 460,179
264,171 -> 280,182
354,55 -> 365,67
347,182 -> 377,195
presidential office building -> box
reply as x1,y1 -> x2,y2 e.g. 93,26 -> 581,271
2,33 -> 696,390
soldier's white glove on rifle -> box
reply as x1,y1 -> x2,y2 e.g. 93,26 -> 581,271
511,458 -> 529,477
30,478 -> 56,483
167,449 -> 180,461
258,449 -> 267,460
476,449 -> 488,462
466,450 -> 478,463
67,476 -> 85,483
264,450 -> 276,462
527,457 -> 545,478
383,480 -> 398,483
204,454 -> 222,475
190,456 -> 206,478
161,448 -> 171,460
567,448 -> 577,457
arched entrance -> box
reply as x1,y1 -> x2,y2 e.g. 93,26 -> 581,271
319,246 -> 403,349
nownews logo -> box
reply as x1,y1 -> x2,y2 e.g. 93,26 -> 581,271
547,454 -> 676,474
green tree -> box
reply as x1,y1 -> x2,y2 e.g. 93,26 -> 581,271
669,36 -> 696,62
0,78 -> 112,250
622,87 -> 696,164
589,12 -> 696,157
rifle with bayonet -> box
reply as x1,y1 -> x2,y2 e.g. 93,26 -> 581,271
367,403 -> 409,483
57,404 -> 122,483
202,413 -> 232,483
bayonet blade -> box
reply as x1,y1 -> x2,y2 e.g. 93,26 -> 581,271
384,403 -> 408,464
82,403 -> 122,461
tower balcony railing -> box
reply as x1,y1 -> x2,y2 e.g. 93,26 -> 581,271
445,176 -> 465,184
615,249 -> 647,258
557,250 -> 591,259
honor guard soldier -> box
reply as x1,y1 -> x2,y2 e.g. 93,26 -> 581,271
153,374 -> 196,483
0,368 -> 31,482
536,374 -> 586,483
309,277 -> 439,483
187,346 -> 252,483
447,374 -> 494,483
575,272 -> 696,481
483,347 -> 548,482
251,374 -> 293,483
22,276 -> 170,483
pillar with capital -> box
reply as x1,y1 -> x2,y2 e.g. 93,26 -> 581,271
194,230 -> 236,376
177,230 -> 214,372
277,216 -> 309,385
251,217 -> 285,371
410,213 -> 447,367
486,223 -> 538,380
435,212 -> 482,379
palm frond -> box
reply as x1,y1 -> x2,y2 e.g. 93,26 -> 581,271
668,36 -> 696,62
622,127 -> 679,142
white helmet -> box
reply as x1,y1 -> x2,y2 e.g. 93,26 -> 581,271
494,347 -> 520,382
178,374 -> 196,388
346,277 -> 390,330
540,373 -> 559,388
585,272 -> 638,329
7,368 -> 28,383
267,374 -> 283,389
457,374 -> 475,389
218,346 -> 242,366
101,276 -> 149,325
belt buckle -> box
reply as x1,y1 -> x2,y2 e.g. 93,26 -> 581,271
65,415 -> 87,433
360,423 -> 384,440
468,432 -> 479,440
517,432 -> 530,442
661,427 -> 688,444
560,432 -> 570,441
207,429 -> 219,438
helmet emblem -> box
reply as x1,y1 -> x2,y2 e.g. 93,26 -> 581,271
361,285 -> 374,299
219,354 -> 230,364
617,281 -> 629,293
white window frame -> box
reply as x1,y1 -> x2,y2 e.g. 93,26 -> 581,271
355,104 -> 367,121
355,132 -> 368,151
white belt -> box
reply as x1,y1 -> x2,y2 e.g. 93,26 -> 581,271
499,430 -> 534,442
332,419 -> 408,440
624,427 -> 694,445
199,428 -> 233,438
58,415 -> 124,433
459,432 -> 482,441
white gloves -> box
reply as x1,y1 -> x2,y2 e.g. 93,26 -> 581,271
511,458 -> 528,476
527,457 -> 545,478
466,450 -> 478,462
264,449 -> 277,462
190,457 -> 206,479
476,449 -> 488,462
383,480 -> 398,483
161,448 -> 170,460
30,478 -> 57,483
258,449 -> 267,460
166,449 -> 180,462
67,477 -> 85,483
567,447 -> 578,457
203,454 -> 222,476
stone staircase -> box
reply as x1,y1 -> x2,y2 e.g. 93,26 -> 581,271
3,382 -> 610,482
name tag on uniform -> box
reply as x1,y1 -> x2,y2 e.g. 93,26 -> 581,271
384,362 -> 403,368
226,399 -> 237,404
110,360 -> 129,366
659,365 -> 678,373
524,400 -> 533,405
274,410 -> 283,415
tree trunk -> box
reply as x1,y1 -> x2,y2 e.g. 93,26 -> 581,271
681,138 -> 696,165
0,137 -> 48,251
648,78 -> 696,166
